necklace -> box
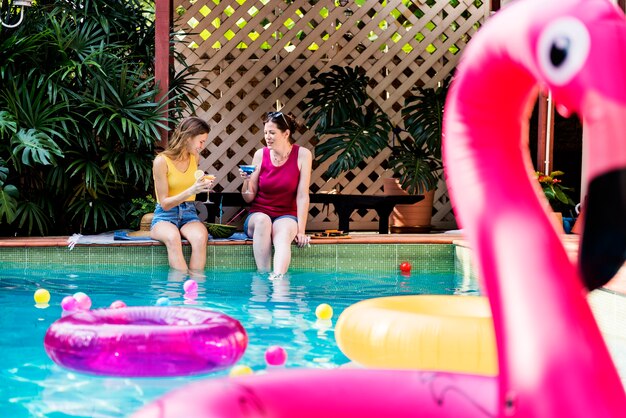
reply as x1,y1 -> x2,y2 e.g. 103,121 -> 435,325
271,146 -> 293,165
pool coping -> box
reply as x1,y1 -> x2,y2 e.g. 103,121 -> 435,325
1,232 -> 624,294
0,233 -> 460,247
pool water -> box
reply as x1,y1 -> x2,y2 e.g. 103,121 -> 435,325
0,266 -> 476,417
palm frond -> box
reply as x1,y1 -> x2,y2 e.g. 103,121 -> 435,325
14,200 -> 50,236
304,65 -> 370,134
315,108 -> 391,178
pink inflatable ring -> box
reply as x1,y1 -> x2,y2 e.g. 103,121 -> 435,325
44,306 -> 248,377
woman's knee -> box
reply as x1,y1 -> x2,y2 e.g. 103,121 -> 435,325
250,215 -> 272,235
182,222 -> 208,246
151,223 -> 183,246
271,220 -> 297,242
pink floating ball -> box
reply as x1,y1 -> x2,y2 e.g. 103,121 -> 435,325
110,300 -> 126,309
265,345 -> 288,367
73,292 -> 92,310
183,279 -> 198,293
61,296 -> 78,311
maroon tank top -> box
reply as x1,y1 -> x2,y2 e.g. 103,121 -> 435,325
249,144 -> 300,218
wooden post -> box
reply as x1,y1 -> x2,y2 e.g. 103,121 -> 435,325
536,91 -> 555,174
155,0 -> 173,149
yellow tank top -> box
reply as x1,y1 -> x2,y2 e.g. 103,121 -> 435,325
160,154 -> 198,203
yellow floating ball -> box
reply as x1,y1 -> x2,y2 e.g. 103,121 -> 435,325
229,364 -> 253,377
315,303 -> 333,320
34,289 -> 51,304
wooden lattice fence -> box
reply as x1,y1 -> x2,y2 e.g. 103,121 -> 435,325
171,0 -> 489,231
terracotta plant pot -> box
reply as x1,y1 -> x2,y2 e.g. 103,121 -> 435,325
383,178 -> 435,233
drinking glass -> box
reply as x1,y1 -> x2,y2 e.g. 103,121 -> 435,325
239,165 -> 256,195
203,173 -> 216,203
194,170 -> 216,203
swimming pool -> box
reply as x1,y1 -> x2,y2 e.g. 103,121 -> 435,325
0,264 -> 477,417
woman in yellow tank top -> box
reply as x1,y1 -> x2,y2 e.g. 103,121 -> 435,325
150,117 -> 213,272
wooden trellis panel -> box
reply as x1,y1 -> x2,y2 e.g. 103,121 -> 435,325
172,0 -> 488,231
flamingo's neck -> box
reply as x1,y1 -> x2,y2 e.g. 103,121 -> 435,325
444,28 -> 624,416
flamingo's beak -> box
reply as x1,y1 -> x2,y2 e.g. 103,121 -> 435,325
579,92 -> 626,290
580,170 -> 626,290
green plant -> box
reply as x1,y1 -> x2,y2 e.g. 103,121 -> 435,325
303,65 -> 392,179
127,195 -> 157,229
0,0 -> 203,236
387,127 -> 442,195
535,170 -> 576,212
388,77 -> 450,194
303,65 -> 448,194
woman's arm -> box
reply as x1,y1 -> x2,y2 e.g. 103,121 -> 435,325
294,147 -> 313,246
241,149 -> 263,203
153,155 -> 209,211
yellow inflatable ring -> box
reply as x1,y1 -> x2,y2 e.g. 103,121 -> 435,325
335,295 -> 497,376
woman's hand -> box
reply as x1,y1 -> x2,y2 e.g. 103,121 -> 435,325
239,168 -> 252,180
294,232 -> 310,248
191,177 -> 213,195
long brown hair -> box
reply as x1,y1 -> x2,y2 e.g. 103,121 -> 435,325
161,117 -> 210,160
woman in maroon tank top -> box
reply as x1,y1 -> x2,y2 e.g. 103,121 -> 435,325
240,111 -> 312,279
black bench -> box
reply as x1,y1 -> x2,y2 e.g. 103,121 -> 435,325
203,192 -> 424,234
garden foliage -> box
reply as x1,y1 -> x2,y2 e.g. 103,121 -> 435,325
0,0 -> 199,235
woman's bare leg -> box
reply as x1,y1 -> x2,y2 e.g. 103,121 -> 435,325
181,221 -> 209,271
271,217 -> 298,275
151,221 -> 188,271
247,213 -> 273,272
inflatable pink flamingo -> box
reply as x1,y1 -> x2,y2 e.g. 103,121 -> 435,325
445,0 -> 626,415
132,0 -> 626,416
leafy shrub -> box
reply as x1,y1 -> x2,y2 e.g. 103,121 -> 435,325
128,195 -> 157,229
0,0 -> 201,235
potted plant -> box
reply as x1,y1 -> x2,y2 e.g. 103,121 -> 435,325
304,66 -> 449,231
535,171 -> 576,211
535,170 -> 577,232
384,78 -> 449,231
388,78 -> 449,195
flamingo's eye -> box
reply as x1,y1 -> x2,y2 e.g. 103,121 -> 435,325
537,17 -> 590,86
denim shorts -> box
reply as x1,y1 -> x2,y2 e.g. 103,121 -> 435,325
151,202 -> 200,229
243,213 -> 298,237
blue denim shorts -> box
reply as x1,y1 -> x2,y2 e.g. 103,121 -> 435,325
151,202 -> 200,229
243,213 -> 298,237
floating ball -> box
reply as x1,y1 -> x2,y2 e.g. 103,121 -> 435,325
399,261 -> 412,274
265,346 -> 288,367
156,297 -> 171,306
315,303 -> 333,320
229,364 -> 253,377
34,289 -> 50,304
73,292 -> 92,310
61,296 -> 78,311
183,279 -> 198,293
110,300 -> 126,309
